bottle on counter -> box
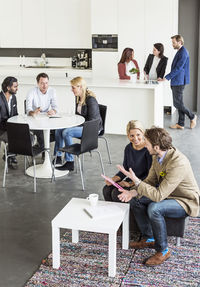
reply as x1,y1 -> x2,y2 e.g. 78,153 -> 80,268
19,55 -> 22,67
72,56 -> 77,68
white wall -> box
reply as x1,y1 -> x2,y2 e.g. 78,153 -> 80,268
91,0 -> 179,106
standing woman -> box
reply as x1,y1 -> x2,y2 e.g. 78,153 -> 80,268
144,43 -> 168,80
54,76 -> 103,171
103,120 -> 152,202
118,48 -> 140,80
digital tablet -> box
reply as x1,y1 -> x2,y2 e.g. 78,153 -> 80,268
101,174 -> 126,191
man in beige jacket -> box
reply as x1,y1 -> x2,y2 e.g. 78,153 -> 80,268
117,127 -> 200,266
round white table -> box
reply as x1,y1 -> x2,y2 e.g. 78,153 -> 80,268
8,113 -> 85,178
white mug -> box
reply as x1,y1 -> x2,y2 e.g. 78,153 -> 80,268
87,193 -> 99,207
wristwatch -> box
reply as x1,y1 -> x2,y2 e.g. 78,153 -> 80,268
134,179 -> 141,187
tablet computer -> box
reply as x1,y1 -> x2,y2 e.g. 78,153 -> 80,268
101,174 -> 126,191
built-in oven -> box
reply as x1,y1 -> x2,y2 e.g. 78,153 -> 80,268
92,34 -> 118,51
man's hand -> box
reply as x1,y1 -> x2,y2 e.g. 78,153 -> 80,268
118,189 -> 138,202
117,165 -> 139,183
157,77 -> 166,81
29,107 -> 40,117
47,109 -> 56,116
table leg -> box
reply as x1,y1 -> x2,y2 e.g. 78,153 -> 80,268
108,232 -> 117,277
52,226 -> 60,269
72,229 -> 79,243
26,129 -> 69,178
122,208 -> 129,249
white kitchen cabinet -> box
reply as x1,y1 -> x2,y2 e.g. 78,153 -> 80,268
91,0 -> 118,34
45,0 -> 91,48
22,0 -> 45,48
0,0 -> 23,47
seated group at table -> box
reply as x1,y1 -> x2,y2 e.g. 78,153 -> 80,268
0,73 -> 102,171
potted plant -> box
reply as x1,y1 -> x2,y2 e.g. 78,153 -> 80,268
129,67 -> 139,82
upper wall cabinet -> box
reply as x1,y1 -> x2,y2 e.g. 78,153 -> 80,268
45,0 -> 91,48
91,0 -> 118,34
0,0 -> 91,48
22,0 -> 45,48
0,0 -> 23,47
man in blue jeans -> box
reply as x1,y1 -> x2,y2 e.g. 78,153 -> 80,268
161,35 -> 197,129
117,127 -> 200,266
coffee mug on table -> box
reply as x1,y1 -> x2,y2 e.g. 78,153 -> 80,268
87,193 -> 99,207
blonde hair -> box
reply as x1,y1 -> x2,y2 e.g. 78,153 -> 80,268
171,34 -> 184,45
126,120 -> 145,135
70,76 -> 96,105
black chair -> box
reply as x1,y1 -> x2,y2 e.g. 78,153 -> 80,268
53,119 -> 105,190
3,122 -> 51,193
98,104 -> 112,164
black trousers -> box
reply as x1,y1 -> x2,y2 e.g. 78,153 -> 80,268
171,85 -> 194,126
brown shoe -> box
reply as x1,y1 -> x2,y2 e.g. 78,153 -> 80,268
169,123 -> 184,130
129,238 -> 155,249
190,115 -> 197,129
145,250 -> 171,266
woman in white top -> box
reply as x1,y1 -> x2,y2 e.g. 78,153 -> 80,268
144,43 -> 168,80
118,48 -> 140,80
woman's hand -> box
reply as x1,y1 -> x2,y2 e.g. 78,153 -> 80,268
105,175 -> 121,186
118,189 -> 138,202
118,181 -> 131,188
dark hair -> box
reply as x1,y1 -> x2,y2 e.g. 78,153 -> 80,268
118,48 -> 134,64
154,43 -> 164,58
36,73 -> 49,83
171,34 -> 184,45
2,76 -> 18,93
144,127 -> 172,151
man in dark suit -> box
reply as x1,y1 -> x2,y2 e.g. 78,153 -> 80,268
161,35 -> 196,129
0,76 -> 19,164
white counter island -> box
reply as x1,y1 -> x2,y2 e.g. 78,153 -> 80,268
0,66 -> 164,135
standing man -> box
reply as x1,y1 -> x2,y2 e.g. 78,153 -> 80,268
26,73 -> 58,149
117,127 -> 200,266
164,35 -> 197,129
0,76 -> 19,165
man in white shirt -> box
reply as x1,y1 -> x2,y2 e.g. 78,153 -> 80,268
26,73 -> 58,148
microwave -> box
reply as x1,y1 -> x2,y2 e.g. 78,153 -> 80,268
92,34 -> 118,51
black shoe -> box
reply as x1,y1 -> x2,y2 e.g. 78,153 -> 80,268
2,154 -> 17,164
52,156 -> 62,165
56,161 -> 74,171
10,156 -> 18,164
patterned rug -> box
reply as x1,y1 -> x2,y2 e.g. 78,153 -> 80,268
122,217 -> 200,287
25,231 -> 134,287
25,218 -> 200,287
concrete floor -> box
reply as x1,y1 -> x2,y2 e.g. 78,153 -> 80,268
0,113 -> 199,287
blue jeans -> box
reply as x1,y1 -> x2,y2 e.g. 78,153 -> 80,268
130,196 -> 187,252
171,85 -> 194,126
54,126 -> 83,161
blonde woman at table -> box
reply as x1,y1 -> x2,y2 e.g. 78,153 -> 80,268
118,48 -> 140,80
54,76 -> 103,171
103,120 -> 152,202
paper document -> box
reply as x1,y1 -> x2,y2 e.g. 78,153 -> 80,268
83,204 -> 123,220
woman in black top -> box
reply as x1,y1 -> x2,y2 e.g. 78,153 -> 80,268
54,76 -> 102,171
144,43 -> 168,80
103,120 -> 152,202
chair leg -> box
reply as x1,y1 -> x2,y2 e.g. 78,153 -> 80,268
33,158 -> 37,193
51,153 -> 58,182
24,156 -> 27,174
99,136 -> 112,164
2,148 -> 12,188
176,237 -> 181,246
78,156 -> 85,191
47,150 -> 54,182
93,150 -> 105,175
81,154 -> 84,172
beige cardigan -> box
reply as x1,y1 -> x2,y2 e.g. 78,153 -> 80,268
137,147 -> 200,217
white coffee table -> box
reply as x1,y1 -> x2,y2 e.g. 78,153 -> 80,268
52,198 -> 130,277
